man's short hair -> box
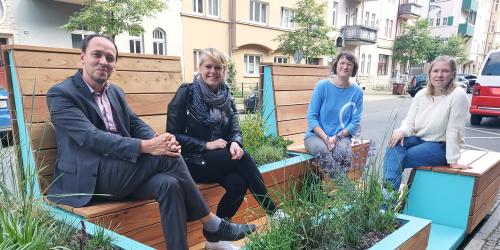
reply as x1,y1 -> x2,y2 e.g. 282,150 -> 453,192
81,34 -> 119,62
331,51 -> 358,77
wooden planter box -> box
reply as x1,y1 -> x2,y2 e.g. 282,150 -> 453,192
370,214 -> 431,250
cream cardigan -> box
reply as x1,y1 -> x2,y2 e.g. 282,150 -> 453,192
395,87 -> 470,164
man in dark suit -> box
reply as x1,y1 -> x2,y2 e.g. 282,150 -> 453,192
46,34 -> 255,249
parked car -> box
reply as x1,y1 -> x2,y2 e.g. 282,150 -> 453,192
0,87 -> 12,146
458,73 -> 477,92
408,74 -> 428,97
456,75 -> 470,93
469,49 -> 500,125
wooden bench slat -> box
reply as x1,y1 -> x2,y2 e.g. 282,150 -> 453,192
277,119 -> 307,136
25,94 -> 173,123
29,115 -> 167,150
271,65 -> 330,76
18,68 -> 182,96
467,188 -> 498,233
274,90 -> 313,106
283,133 -> 305,147
461,151 -> 500,177
276,104 -> 307,121
470,177 -> 499,215
122,222 -> 164,248
12,50 -> 182,72
272,75 -> 322,91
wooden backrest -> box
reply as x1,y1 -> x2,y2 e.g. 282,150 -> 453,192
260,63 -> 330,146
3,45 -> 182,194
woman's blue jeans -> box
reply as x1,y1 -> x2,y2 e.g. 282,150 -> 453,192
383,136 -> 447,189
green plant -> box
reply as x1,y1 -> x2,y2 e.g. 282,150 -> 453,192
245,153 -> 404,249
240,114 -> 292,166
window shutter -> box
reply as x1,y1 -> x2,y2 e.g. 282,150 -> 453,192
448,16 -> 453,26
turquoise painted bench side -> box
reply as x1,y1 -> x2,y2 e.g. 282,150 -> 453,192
370,213 -> 431,250
262,65 -> 277,137
8,50 -> 153,250
404,170 -> 475,249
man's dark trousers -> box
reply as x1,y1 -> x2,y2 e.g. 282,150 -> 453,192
95,153 -> 209,249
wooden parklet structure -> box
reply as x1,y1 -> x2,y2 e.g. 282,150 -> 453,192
259,63 -> 369,179
406,150 -> 500,250
3,45 -> 311,249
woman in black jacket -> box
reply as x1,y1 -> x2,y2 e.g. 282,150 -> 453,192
167,48 -> 285,249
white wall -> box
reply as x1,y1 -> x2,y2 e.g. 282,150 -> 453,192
114,0 -> 183,57
10,0 -> 81,48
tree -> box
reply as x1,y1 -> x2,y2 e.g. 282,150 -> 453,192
62,0 -> 167,39
439,35 -> 468,64
393,19 -> 436,67
274,0 -> 336,64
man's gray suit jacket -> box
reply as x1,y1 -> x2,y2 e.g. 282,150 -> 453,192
46,70 -> 155,207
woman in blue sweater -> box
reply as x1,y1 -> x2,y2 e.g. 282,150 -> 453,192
305,51 -> 364,176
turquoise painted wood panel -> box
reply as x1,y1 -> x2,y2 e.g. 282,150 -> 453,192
404,170 -> 474,230
261,65 -> 277,137
370,213 -> 431,250
426,223 -> 465,250
8,51 -> 41,198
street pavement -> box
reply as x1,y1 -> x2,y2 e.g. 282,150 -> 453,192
363,91 -> 500,249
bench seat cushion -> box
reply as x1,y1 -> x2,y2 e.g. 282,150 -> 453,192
427,223 -> 465,250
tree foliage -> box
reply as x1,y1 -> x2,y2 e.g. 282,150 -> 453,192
439,35 -> 468,63
393,19 -> 433,67
62,0 -> 167,39
275,0 -> 336,64
394,19 -> 468,66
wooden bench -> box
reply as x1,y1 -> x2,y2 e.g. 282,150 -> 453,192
3,45 -> 310,249
259,63 -> 369,179
404,149 -> 500,249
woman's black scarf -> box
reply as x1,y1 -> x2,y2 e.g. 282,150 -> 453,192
189,76 -> 232,127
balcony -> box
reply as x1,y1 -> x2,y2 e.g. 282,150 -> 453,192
341,25 -> 378,45
462,0 -> 478,12
399,3 -> 422,20
458,23 -> 474,37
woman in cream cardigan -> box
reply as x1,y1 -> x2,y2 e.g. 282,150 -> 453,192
383,56 -> 470,190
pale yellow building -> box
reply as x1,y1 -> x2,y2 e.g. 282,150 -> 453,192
486,0 -> 500,53
181,0 -> 302,87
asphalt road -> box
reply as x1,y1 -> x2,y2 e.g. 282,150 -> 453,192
361,94 -> 500,154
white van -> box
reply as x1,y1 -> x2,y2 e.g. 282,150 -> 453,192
470,49 -> 500,125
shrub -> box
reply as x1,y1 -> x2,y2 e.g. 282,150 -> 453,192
240,114 -> 292,166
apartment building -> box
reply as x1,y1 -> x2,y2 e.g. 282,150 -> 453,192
0,0 -> 183,58
428,0 -> 493,74
181,0 -> 303,86
486,0 -> 500,52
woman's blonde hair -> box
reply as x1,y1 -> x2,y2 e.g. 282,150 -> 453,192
426,55 -> 458,96
198,48 -> 228,80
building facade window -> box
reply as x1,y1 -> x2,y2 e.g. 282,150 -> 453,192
208,0 -> 219,16
152,28 -> 166,55
436,11 -> 441,26
496,0 -> 499,11
193,50 -> 201,74
129,34 -> 143,54
429,18 -> 434,26
360,53 -> 366,74
274,56 -> 289,64
442,17 -> 447,26
367,54 -> 371,74
281,7 -> 295,28
364,12 -> 369,25
250,0 -> 268,24
377,54 -> 389,75
491,22 -> 496,32
244,54 -> 261,75
71,30 -> 94,49
389,20 -> 393,37
193,0 -> 203,13
385,19 -> 389,37
371,13 -> 376,27
332,1 -> 338,27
